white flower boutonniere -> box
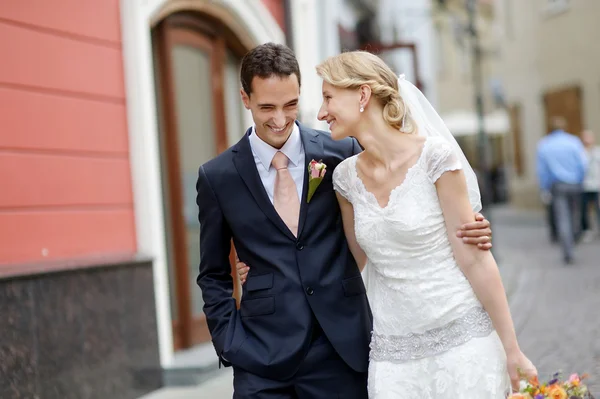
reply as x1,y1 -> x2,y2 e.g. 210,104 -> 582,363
307,159 -> 327,203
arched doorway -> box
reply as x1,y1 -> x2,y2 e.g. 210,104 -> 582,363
152,12 -> 248,350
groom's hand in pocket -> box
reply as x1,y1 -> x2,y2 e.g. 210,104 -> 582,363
236,256 -> 249,284
456,212 -> 492,250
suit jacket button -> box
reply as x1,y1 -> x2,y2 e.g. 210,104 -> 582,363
296,242 -> 304,250
306,287 -> 314,295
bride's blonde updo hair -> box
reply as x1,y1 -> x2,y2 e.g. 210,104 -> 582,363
316,51 -> 415,134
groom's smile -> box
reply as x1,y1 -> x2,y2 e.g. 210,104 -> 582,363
267,123 -> 290,134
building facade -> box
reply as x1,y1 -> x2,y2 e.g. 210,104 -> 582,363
366,0 -> 509,204
1,0 -> 285,397
497,0 -> 600,207
375,0 -> 437,104
1,0 -> 371,396
0,2 -> 159,398
432,0 -> 510,204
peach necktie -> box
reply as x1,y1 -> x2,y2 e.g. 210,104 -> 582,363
272,151 -> 300,236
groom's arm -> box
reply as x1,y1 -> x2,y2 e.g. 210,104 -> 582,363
196,165 -> 236,361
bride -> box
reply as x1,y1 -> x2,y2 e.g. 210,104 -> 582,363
241,51 -> 537,398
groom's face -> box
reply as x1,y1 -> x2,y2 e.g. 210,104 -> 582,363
241,74 -> 300,149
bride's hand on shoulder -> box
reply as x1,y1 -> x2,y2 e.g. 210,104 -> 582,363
506,350 -> 537,392
456,212 -> 492,250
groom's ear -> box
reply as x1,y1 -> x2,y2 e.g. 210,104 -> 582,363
240,89 -> 251,109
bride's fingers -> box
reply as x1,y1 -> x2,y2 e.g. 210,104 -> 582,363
236,262 -> 250,284
509,372 -> 520,392
525,366 -> 538,379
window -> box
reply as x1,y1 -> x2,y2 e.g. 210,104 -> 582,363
434,21 -> 446,76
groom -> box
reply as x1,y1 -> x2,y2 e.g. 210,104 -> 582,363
196,43 -> 493,398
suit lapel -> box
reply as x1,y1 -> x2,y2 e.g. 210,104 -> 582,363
232,129 -> 296,241
297,125 -> 324,239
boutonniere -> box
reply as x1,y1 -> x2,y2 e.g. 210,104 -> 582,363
307,159 -> 327,203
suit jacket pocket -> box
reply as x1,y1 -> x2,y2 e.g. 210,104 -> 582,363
240,296 -> 275,317
246,272 -> 273,292
342,275 -> 366,297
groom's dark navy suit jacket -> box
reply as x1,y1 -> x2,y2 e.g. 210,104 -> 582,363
196,123 -> 372,381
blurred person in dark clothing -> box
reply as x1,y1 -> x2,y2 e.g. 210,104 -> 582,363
580,129 -> 600,242
541,190 -> 557,243
537,117 -> 588,264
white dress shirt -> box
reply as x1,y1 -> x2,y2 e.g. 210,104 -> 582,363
248,123 -> 305,203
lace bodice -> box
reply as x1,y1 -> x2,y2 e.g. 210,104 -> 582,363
333,136 -> 483,337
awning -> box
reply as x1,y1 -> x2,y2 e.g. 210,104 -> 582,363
441,109 -> 509,138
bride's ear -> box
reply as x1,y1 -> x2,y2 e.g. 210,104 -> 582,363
359,84 -> 372,109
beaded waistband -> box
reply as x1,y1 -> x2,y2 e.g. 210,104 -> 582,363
370,307 -> 494,363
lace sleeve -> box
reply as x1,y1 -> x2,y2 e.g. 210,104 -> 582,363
333,158 -> 352,202
426,137 -> 463,183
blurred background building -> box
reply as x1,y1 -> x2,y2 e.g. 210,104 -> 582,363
2,1 -> 599,398
0,0 -> 370,397
434,0 -> 510,205
496,0 -> 600,208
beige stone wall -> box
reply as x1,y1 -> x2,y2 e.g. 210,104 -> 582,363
433,2 -> 500,114
499,1 -> 600,208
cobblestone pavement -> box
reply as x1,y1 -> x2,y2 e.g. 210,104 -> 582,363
492,205 -> 600,396
143,206 -> 600,399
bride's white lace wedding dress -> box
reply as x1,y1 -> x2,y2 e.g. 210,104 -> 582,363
333,136 -> 510,399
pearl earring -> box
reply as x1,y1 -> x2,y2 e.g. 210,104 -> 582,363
359,106 -> 364,113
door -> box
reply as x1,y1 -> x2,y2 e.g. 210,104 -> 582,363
153,15 -> 248,350
543,86 -> 583,136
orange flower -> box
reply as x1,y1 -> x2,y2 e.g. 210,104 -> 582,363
507,394 -> 532,399
547,384 -> 567,399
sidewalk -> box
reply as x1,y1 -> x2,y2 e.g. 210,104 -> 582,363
140,205 -> 599,398
138,369 -> 233,399
491,205 -> 600,395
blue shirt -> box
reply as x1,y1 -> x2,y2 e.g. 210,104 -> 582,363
536,130 -> 588,191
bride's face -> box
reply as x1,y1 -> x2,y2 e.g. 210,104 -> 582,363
317,81 -> 362,140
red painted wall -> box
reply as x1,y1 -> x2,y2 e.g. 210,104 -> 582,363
261,0 -> 286,32
0,1 -> 136,265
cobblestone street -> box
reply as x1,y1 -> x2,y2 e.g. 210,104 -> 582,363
143,205 -> 600,399
493,205 -> 600,396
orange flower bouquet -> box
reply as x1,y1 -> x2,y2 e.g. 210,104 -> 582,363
508,372 -> 594,399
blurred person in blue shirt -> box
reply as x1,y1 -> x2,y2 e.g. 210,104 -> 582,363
537,116 -> 588,264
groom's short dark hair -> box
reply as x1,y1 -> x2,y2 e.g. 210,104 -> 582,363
240,42 -> 301,96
